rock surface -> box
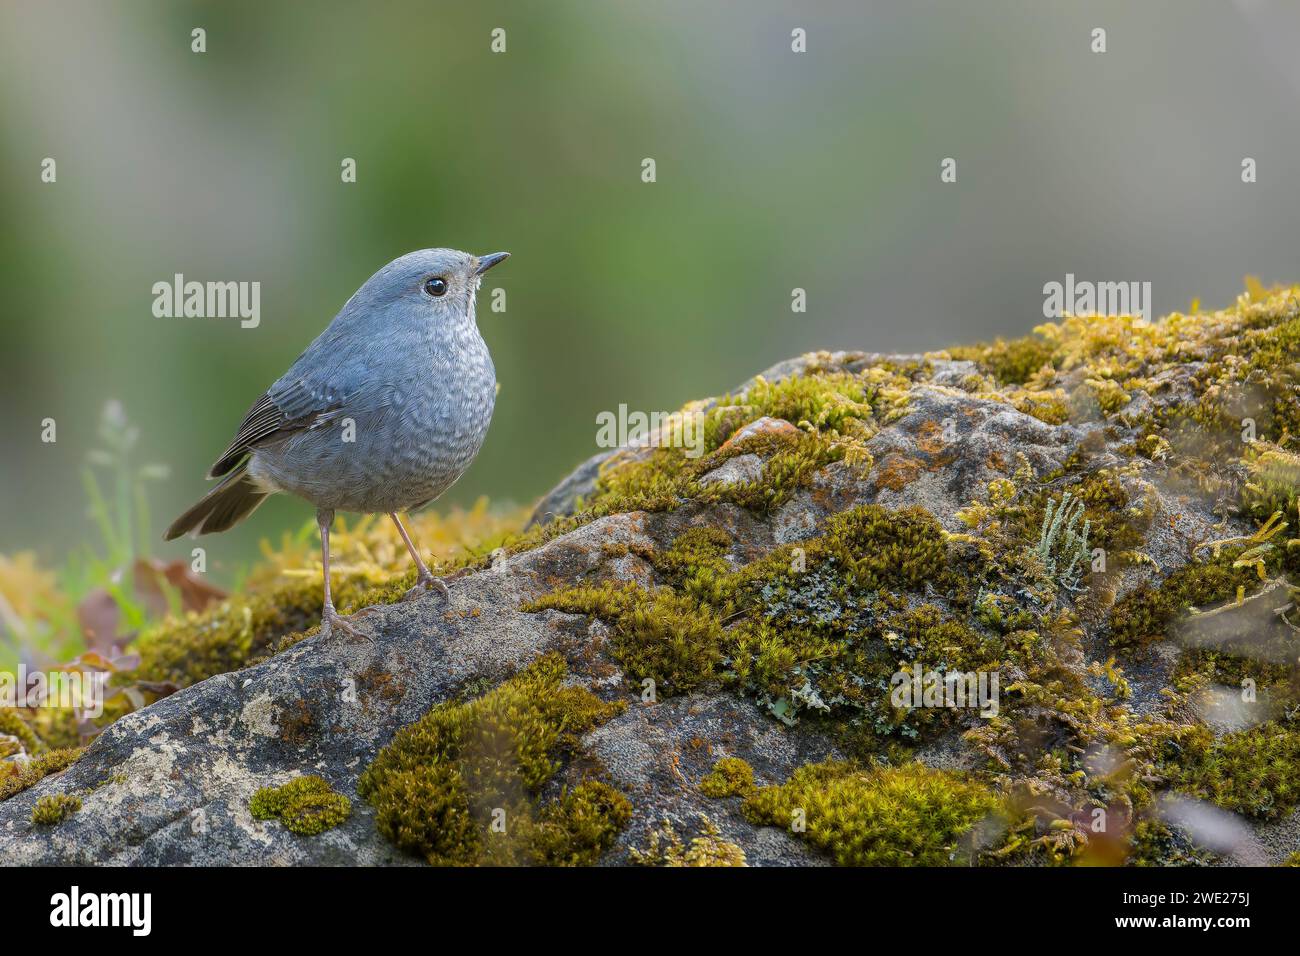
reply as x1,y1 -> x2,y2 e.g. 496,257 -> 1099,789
0,510 -> 834,865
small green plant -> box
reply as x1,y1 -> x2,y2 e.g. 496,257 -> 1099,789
31,793 -> 81,825
1032,491 -> 1090,590
1,401 -> 172,675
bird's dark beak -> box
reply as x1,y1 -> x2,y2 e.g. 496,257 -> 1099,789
475,252 -> 510,275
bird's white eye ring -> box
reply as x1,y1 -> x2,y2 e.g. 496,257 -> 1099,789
424,277 -> 448,297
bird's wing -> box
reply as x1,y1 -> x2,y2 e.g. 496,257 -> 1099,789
204,313 -> 404,479
205,380 -> 346,479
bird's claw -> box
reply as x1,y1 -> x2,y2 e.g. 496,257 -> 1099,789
320,605 -> 373,642
404,572 -> 451,604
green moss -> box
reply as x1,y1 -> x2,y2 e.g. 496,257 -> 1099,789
250,775 -> 352,836
357,653 -> 628,865
820,505 -> 956,591
1013,392 -> 1071,425
509,365 -> 911,548
0,709 -> 42,757
742,760 -> 1001,866
1109,551 -> 1260,649
528,505 -> 999,733
648,527 -> 736,605
629,815 -> 747,867
132,573 -> 384,688
1172,650 -> 1296,705
950,334 -> 1055,386
525,781 -> 632,866
700,756 -> 755,798
526,583 -> 724,696
1057,470 -> 1144,552
715,370 -> 879,436
590,426 -> 846,518
741,602 -> 1004,736
1126,818 -> 1212,867
30,793 -> 81,826
1163,722 -> 1300,820
1241,442 -> 1300,521
0,747 -> 83,802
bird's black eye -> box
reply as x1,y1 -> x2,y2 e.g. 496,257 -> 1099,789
424,277 -> 448,297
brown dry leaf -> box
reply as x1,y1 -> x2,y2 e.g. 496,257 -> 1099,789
76,589 -> 124,654
76,558 -> 228,652
133,557 -> 228,617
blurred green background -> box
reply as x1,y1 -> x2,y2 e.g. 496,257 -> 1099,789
3,0 -> 1300,583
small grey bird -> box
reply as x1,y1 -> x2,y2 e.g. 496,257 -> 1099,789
165,248 -> 509,639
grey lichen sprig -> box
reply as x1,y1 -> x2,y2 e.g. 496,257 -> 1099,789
1034,491 -> 1090,591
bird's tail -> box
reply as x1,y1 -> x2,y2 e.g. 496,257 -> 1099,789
163,465 -> 269,540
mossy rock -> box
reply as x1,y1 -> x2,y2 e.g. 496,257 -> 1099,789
6,284 -> 1300,866
358,653 -> 629,866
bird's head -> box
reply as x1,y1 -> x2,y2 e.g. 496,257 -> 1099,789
346,247 -> 509,336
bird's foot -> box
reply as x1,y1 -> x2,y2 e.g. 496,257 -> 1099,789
320,604 -> 373,642
404,571 -> 451,604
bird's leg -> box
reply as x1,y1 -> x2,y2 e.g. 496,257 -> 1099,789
317,508 -> 371,641
389,512 -> 451,603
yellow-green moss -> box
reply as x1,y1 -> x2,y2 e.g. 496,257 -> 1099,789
132,574 -> 379,688
1023,470 -> 1144,553
250,775 -> 352,836
357,653 -> 628,865
742,760 -> 1001,866
1162,722 -> 1300,820
629,815 -> 747,867
30,793 -> 81,826
1109,551 -> 1261,649
0,709 -> 42,757
525,781 -> 632,866
700,756 -> 756,798
1241,442 -> 1300,521
0,747 -> 83,802
506,364 -> 914,553
525,583 -> 724,695
528,505 -> 1001,732
950,334 -> 1055,386
591,426 -> 847,518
